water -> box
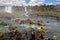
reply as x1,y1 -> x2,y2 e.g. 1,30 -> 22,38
0,6 -> 60,39
0,17 -> 60,39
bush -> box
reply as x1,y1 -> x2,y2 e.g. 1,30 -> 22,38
5,16 -> 11,19
20,20 -> 26,24
15,29 -> 20,33
9,24 -> 17,30
37,20 -> 43,26
20,19 -> 35,24
0,32 -> 4,37
26,19 -> 35,24
0,21 -> 7,26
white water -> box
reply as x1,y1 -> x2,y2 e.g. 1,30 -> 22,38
5,6 -> 12,13
24,6 -> 28,17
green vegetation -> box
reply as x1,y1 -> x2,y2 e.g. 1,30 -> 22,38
37,20 -> 43,26
32,4 -> 60,17
20,19 -> 44,25
20,20 -> 26,24
5,15 -> 11,19
0,21 -> 7,26
32,4 -> 54,11
32,4 -> 60,22
9,24 -> 17,30
20,19 -> 35,24
0,32 -> 4,37
26,18 -> 35,24
14,6 -> 23,11
15,29 -> 20,33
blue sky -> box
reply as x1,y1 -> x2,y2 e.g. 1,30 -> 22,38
44,0 -> 57,5
25,0 -> 60,5
25,0 -> 30,3
0,0 -> 60,6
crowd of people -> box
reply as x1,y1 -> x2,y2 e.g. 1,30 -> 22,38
9,27 -> 46,40
0,27 -> 58,40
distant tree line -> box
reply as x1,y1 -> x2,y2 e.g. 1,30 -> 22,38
32,4 -> 55,11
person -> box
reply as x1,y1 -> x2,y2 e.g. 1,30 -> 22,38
16,32 -> 22,40
38,26 -> 46,35
10,36 -> 14,40
16,34 -> 19,40
21,34 -> 25,40
38,26 -> 46,40
52,36 -> 58,40
25,32 -> 28,40
40,33 -> 44,40
30,31 -> 35,40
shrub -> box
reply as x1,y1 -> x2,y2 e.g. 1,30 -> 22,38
0,21 -> 7,26
37,20 -> 43,26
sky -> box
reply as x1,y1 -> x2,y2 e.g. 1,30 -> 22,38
0,0 -> 60,6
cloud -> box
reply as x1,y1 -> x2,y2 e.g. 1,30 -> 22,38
0,0 -> 26,6
55,0 -> 60,4
45,2 -> 53,5
0,0 -> 58,6
56,0 -> 60,2
28,0 -> 45,6
57,2 -> 60,4
0,0 -> 57,6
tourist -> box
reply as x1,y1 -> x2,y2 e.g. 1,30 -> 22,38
25,32 -> 28,40
16,34 -> 19,40
38,26 -> 46,40
40,34 -> 44,40
17,32 -> 23,40
22,34 -> 25,40
30,31 -> 35,40
52,36 -> 58,40
37,31 -> 41,40
10,36 -> 14,40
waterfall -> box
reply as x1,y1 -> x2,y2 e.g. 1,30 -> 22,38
24,6 -> 28,16
5,6 -> 12,13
